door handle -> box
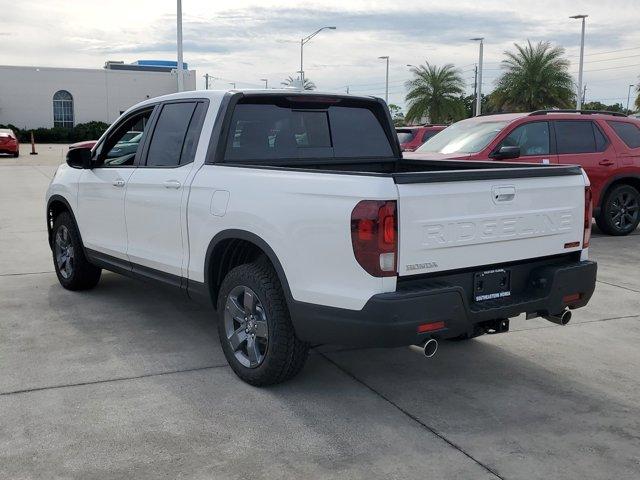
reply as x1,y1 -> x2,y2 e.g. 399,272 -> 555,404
163,180 -> 182,189
113,179 -> 125,187
599,160 -> 614,166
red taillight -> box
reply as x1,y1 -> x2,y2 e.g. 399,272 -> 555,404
583,186 -> 593,248
417,321 -> 446,333
351,200 -> 397,277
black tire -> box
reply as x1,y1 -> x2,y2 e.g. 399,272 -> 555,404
52,212 -> 101,290
595,184 -> 640,236
13,151 -> 19,158
217,258 -> 309,386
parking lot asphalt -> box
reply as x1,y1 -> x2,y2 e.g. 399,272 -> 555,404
1,146 -> 639,479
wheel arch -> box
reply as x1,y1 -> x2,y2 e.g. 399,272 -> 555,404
46,195 -> 81,250
202,229 -> 293,311
595,174 -> 640,215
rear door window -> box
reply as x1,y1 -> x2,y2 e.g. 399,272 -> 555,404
224,99 -> 394,162
607,121 -> 640,149
146,102 -> 197,167
554,121 -> 606,154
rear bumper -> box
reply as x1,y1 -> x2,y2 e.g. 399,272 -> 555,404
290,257 -> 597,347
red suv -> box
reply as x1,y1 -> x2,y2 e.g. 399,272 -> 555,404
396,125 -> 447,152
0,129 -> 19,157
410,110 -> 640,235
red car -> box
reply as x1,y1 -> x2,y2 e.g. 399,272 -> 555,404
68,140 -> 98,150
0,129 -> 19,157
409,110 -> 640,236
396,125 -> 447,152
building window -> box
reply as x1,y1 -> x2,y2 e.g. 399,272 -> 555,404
53,90 -> 74,128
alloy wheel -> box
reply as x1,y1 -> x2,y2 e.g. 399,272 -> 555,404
54,225 -> 74,279
609,190 -> 639,232
224,285 -> 269,368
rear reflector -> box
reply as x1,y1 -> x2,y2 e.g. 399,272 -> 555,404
583,186 -> 593,248
564,241 -> 580,249
563,293 -> 581,304
417,321 -> 446,333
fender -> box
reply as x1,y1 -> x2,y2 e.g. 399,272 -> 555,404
194,229 -> 294,309
46,194 -> 83,251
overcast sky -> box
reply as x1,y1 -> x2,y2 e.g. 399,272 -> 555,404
2,0 -> 639,109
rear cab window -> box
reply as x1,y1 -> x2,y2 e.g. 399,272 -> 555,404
397,129 -> 417,143
607,121 -> 640,149
223,96 -> 395,163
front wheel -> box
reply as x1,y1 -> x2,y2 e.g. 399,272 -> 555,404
52,212 -> 101,290
595,184 -> 640,236
217,259 -> 309,386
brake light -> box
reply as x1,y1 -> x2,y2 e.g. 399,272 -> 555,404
351,200 -> 397,277
583,186 -> 593,248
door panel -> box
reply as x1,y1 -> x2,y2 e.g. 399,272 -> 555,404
77,168 -> 134,258
124,101 -> 204,277
125,164 -> 194,276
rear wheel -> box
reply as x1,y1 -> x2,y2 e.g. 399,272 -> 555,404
217,259 -> 309,386
52,212 -> 101,290
13,151 -> 19,158
596,184 -> 640,236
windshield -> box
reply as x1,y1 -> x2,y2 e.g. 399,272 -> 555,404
416,119 -> 509,154
396,130 -> 416,143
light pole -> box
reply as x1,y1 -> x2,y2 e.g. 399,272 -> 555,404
470,38 -> 484,116
300,26 -> 336,87
626,84 -> 634,113
229,82 -> 236,89
261,78 -> 268,89
570,14 -> 588,110
379,56 -> 389,103
176,0 -> 184,92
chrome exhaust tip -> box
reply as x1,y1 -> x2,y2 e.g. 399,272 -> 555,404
423,338 -> 438,358
543,309 -> 572,326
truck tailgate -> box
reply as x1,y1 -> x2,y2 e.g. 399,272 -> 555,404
397,172 -> 586,276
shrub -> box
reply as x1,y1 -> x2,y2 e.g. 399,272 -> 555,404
0,121 -> 110,143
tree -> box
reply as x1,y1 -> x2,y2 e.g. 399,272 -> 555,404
404,63 -> 465,124
491,41 -> 575,112
460,93 -> 493,118
281,76 -> 316,90
582,101 -> 624,113
388,104 -> 405,126
635,81 -> 640,112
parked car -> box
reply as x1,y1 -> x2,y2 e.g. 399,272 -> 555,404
411,110 -> 640,235
68,140 -> 98,151
0,128 -> 20,157
396,125 -> 447,152
46,91 -> 597,385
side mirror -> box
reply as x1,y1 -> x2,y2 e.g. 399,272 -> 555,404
66,147 -> 92,169
491,145 -> 520,160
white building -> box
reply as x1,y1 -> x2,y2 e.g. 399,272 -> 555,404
0,61 -> 196,129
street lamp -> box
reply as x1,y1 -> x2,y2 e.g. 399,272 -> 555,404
300,26 -> 336,87
470,38 -> 484,116
379,56 -> 389,103
229,82 -> 236,89
626,84 -> 634,113
570,14 -> 588,110
176,0 -> 184,92
261,78 -> 268,89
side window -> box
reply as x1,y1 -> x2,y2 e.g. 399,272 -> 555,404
146,102 -> 197,167
500,121 -> 550,156
607,121 -> 640,149
97,108 -> 154,167
555,121 -> 603,154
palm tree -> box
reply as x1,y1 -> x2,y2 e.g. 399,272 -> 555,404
404,63 -> 465,124
491,41 -> 575,112
634,81 -> 640,112
281,76 -> 316,90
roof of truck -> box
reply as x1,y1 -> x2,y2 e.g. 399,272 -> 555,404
131,88 -> 379,112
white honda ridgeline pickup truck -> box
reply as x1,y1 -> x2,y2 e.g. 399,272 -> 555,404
46,90 -> 597,385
